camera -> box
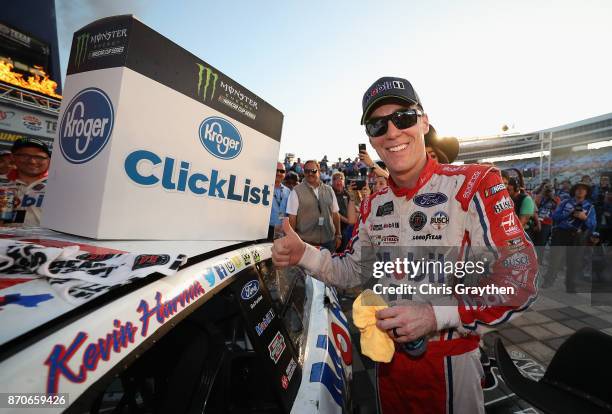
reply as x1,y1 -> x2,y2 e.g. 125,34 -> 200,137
350,179 -> 367,190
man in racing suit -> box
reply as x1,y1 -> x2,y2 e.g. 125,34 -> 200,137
272,77 -> 538,413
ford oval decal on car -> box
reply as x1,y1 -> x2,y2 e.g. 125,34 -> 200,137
59,87 -> 115,164
198,116 -> 243,160
413,192 -> 448,208
241,279 -> 260,301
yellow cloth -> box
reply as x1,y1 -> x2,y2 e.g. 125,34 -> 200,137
352,289 -> 395,363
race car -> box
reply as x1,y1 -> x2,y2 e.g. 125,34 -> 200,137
0,228 -> 353,413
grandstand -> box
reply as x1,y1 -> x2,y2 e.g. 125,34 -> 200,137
457,112 -> 612,188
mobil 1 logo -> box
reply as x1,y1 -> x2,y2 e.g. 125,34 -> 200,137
59,88 -> 114,164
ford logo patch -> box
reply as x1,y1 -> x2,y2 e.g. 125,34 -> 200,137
414,192 -> 448,208
59,87 -> 114,164
198,116 -> 243,160
241,279 -> 260,301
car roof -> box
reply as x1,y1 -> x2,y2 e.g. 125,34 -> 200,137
0,227 -> 251,348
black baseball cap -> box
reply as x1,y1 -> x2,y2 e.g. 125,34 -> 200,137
361,76 -> 423,124
11,138 -> 51,157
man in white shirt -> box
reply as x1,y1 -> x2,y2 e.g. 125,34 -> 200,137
286,160 -> 341,251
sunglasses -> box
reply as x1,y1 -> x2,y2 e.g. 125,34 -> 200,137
365,109 -> 422,137
304,168 -> 318,174
276,169 -> 286,174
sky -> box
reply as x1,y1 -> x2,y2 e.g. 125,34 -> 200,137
55,0 -> 612,162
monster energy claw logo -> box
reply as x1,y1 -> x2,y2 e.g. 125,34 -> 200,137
196,63 -> 218,101
75,33 -> 90,68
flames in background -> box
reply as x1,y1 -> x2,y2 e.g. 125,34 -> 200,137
0,61 -> 62,99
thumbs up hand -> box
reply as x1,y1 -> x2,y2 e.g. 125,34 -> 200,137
272,218 -> 306,268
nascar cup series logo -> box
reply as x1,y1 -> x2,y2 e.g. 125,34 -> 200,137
59,88 -> 114,164
198,116 -> 243,160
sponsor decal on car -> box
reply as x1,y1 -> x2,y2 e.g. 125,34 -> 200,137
136,281 -> 206,337
250,295 -> 263,310
241,279 -> 260,301
414,192 -> 448,208
230,255 -> 243,270
0,293 -> 53,308
253,249 -> 261,263
286,358 -> 297,381
132,254 -> 170,270
203,268 -> 216,287
268,331 -> 286,364
241,251 -> 252,266
223,258 -> 236,273
45,281 -> 206,394
255,308 -> 275,336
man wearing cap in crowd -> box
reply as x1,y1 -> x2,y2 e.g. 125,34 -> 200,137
0,138 -> 51,227
283,171 -> 299,190
543,180 -> 596,292
424,125 -> 459,165
272,76 -> 537,413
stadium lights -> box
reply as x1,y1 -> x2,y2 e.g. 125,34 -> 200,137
587,140 -> 612,150
479,151 -> 550,164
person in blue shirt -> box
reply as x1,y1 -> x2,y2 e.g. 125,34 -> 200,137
557,179 -> 571,201
268,162 -> 291,240
543,181 -> 596,292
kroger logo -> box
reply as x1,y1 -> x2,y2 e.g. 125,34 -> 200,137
241,279 -> 260,301
59,88 -> 114,164
198,116 -> 242,160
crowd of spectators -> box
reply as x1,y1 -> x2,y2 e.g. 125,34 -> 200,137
495,147 -> 612,190
272,149 -> 389,251
492,166 -> 610,292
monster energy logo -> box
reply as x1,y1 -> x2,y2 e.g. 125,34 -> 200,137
74,33 -> 90,68
196,63 -> 218,102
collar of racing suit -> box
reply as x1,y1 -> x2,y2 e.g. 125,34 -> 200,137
387,155 -> 439,201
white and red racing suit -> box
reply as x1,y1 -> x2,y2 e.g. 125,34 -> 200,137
298,157 -> 538,414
